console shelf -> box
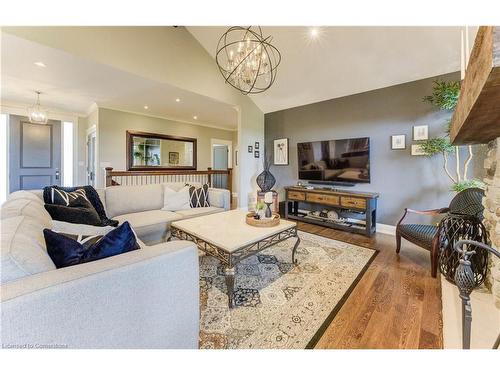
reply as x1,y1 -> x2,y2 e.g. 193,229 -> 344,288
284,186 -> 379,237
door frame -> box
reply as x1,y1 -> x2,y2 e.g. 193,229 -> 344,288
86,124 -> 97,186
210,138 -> 233,169
1,101 -> 80,190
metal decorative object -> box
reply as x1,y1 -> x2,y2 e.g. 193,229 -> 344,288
256,155 -> 276,192
454,240 -> 500,349
216,26 -> 281,95
438,213 -> 488,286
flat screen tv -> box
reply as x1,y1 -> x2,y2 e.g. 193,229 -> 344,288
297,137 -> 370,184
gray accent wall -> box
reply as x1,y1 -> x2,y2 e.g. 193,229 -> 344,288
265,73 -> 486,225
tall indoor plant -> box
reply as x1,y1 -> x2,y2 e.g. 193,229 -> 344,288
420,80 -> 484,192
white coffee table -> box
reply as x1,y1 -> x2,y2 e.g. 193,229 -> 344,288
170,209 -> 300,308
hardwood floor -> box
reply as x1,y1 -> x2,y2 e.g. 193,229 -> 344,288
293,221 -> 443,349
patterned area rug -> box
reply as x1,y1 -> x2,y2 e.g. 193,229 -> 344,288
199,230 -> 377,349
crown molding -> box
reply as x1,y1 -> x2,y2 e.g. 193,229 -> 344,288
0,100 -> 83,121
98,105 -> 238,132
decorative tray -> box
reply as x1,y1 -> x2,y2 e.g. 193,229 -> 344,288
246,212 -> 281,227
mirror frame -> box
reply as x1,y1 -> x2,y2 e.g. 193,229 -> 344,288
126,131 -> 197,171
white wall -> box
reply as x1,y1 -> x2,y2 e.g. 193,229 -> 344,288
4,26 -> 265,208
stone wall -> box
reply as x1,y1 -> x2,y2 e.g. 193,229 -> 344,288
483,137 -> 500,308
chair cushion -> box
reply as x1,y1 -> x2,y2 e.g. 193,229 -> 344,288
399,224 -> 438,249
113,210 -> 182,244
175,206 -> 225,219
1,216 -> 56,283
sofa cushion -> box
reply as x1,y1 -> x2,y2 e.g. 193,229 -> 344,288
5,190 -> 43,203
1,198 -> 52,228
44,203 -> 102,226
44,222 -> 140,269
162,186 -> 191,211
1,216 -> 56,283
113,210 -> 182,244
188,183 -> 210,208
175,206 -> 225,219
105,184 -> 164,218
52,220 -> 115,236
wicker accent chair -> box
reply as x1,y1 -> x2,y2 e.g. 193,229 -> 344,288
395,188 -> 485,278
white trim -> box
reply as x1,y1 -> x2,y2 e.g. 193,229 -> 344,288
85,102 -> 99,117
376,223 -> 396,236
1,100 -> 83,120
99,106 -> 237,132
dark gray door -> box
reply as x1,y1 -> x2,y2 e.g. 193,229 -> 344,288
9,115 -> 61,192
213,145 -> 228,189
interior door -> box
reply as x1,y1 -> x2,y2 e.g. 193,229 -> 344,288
213,145 -> 229,188
9,115 -> 61,192
86,131 -> 96,186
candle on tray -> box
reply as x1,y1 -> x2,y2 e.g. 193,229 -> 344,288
264,191 -> 273,204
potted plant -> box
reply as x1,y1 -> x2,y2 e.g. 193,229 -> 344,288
420,80 -> 484,192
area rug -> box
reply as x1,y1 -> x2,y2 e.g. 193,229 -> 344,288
199,230 -> 377,349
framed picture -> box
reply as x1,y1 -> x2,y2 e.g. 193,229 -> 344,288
168,151 -> 179,165
255,141 -> 260,150
391,135 -> 406,150
413,125 -> 429,141
248,145 -> 253,153
254,150 -> 260,158
411,144 -> 426,156
274,138 -> 289,165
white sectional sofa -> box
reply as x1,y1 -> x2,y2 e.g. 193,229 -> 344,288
0,184 -> 230,348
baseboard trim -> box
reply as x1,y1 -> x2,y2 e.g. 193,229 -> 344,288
376,223 -> 396,236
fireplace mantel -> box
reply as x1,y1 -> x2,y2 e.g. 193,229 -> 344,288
450,26 -> 500,145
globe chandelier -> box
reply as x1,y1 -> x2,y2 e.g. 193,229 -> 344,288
216,26 -> 281,95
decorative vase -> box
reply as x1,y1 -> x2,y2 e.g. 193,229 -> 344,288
256,155 -> 276,192
265,202 -> 272,218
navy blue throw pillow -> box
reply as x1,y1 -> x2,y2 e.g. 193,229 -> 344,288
43,221 -> 140,268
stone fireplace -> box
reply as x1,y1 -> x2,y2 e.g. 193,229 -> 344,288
483,137 -> 500,308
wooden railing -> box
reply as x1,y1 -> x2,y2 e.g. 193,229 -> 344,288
104,167 -> 232,197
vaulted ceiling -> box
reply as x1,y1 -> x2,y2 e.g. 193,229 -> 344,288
188,26 -> 476,113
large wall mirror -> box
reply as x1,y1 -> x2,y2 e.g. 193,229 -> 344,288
126,131 -> 197,170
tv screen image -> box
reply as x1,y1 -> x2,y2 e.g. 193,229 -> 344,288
297,137 -> 370,183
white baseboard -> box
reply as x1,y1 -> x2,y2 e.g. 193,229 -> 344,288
376,223 -> 396,236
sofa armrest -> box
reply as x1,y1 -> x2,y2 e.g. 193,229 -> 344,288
1,241 -> 199,349
208,188 -> 230,210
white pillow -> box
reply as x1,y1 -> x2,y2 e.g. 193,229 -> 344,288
162,186 -> 191,211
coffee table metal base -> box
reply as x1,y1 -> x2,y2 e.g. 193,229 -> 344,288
170,226 -> 300,308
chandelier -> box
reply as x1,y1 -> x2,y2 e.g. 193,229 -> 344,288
216,26 -> 281,95
27,91 -> 48,125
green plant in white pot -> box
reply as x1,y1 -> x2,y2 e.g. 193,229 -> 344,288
420,80 -> 484,192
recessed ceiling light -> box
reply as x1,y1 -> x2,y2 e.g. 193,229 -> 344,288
310,27 -> 319,38
193,115 -> 198,120
175,98 -> 181,102
144,105 -> 149,110
34,61 -> 46,68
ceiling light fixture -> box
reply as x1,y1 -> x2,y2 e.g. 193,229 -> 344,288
175,98 -> 181,102
27,91 -> 48,125
34,61 -> 46,68
216,26 -> 281,95
144,105 -> 149,110
310,27 -> 319,38
193,115 -> 198,120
